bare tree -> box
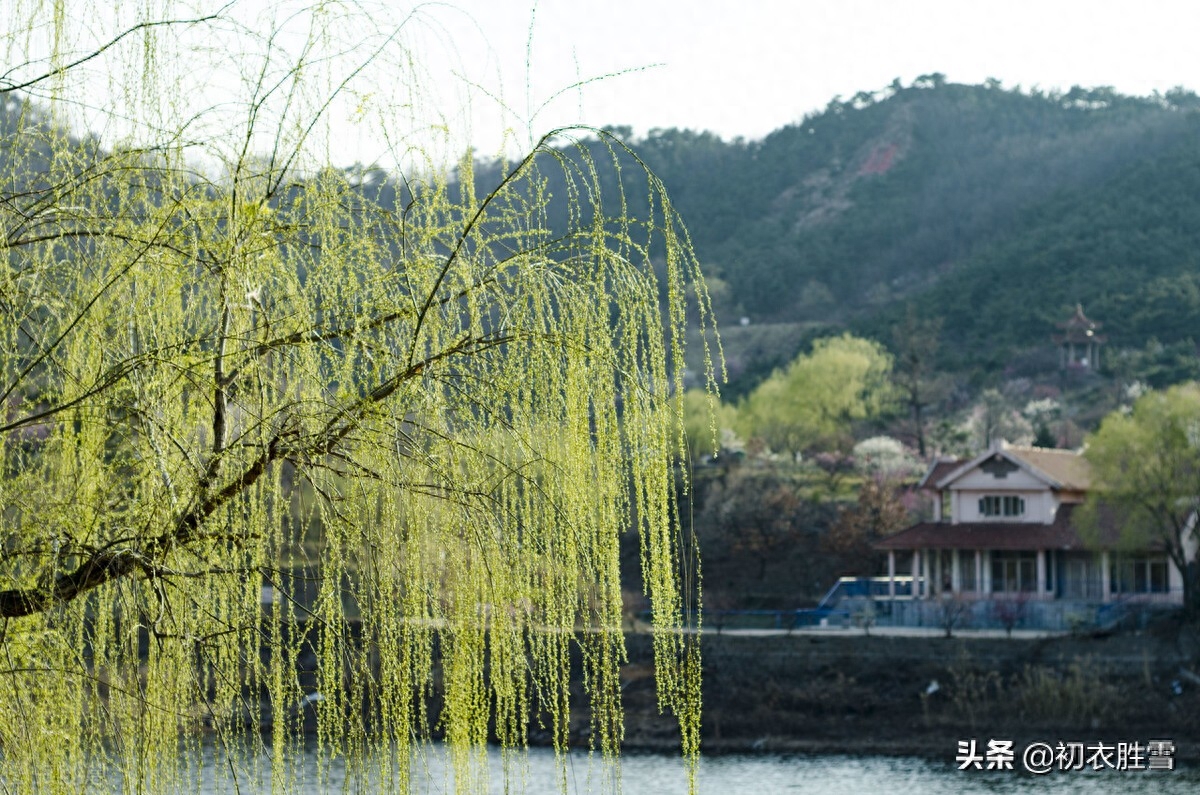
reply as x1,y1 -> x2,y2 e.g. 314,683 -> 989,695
992,595 -> 1030,637
891,304 -> 942,458
937,593 -> 972,638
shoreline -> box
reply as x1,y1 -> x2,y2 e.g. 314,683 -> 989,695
611,627 -> 1200,762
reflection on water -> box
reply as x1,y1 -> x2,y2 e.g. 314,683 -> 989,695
173,743 -> 1200,794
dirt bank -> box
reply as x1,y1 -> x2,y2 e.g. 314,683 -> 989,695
613,622 -> 1200,760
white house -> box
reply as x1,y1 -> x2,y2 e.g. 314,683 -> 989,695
875,442 -> 1189,609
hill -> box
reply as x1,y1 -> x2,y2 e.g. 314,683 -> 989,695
488,80 -> 1200,394
41,77 -> 1186,398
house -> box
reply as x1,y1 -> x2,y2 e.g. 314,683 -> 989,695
874,442 -> 1189,628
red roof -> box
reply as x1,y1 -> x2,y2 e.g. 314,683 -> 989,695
875,504 -> 1143,552
917,457 -> 962,490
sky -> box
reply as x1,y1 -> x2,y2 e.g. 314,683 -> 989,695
429,0 -> 1200,149
18,0 -> 1200,169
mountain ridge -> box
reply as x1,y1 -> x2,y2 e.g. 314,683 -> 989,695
571,81 -> 1200,389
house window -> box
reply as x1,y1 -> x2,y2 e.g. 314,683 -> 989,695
1110,556 -> 1170,594
978,495 -> 1025,518
991,552 -> 1037,592
960,551 -> 977,591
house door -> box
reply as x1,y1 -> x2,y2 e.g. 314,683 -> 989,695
1062,555 -> 1098,600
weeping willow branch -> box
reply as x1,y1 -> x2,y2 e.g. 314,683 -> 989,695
0,3 -> 718,794
0,10 -> 232,95
0,328 -> 517,618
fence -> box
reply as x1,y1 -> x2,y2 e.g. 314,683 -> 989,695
637,575 -> 1183,633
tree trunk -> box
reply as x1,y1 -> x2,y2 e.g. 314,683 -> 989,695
1185,560 -> 1200,616
913,395 -> 926,459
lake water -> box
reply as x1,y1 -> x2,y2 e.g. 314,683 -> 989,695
172,744 -> 1200,794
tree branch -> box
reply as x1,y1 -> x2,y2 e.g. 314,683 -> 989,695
0,329 -> 517,618
0,10 -> 232,95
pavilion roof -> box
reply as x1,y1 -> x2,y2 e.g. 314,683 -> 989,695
1054,304 -> 1107,344
1057,303 -> 1101,331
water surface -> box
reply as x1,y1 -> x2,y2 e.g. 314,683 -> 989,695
177,743 -> 1200,794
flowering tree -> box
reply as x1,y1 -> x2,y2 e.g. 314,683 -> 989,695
0,3 -> 715,792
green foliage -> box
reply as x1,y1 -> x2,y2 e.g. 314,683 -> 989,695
737,334 -> 894,456
505,80 -> 1200,391
682,388 -> 720,461
908,119 -> 1200,372
1032,423 -> 1057,448
0,4 -> 713,792
1082,383 -> 1200,608
1107,337 -> 1200,389
681,388 -> 740,462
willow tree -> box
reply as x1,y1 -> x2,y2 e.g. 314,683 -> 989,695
737,333 -> 893,459
0,3 -> 715,792
1082,384 -> 1200,613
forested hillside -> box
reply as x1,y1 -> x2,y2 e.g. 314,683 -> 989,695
21,77 -> 1195,392
470,79 -> 1200,392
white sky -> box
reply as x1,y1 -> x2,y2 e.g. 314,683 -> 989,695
434,0 -> 1200,148
18,1 -> 1200,168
